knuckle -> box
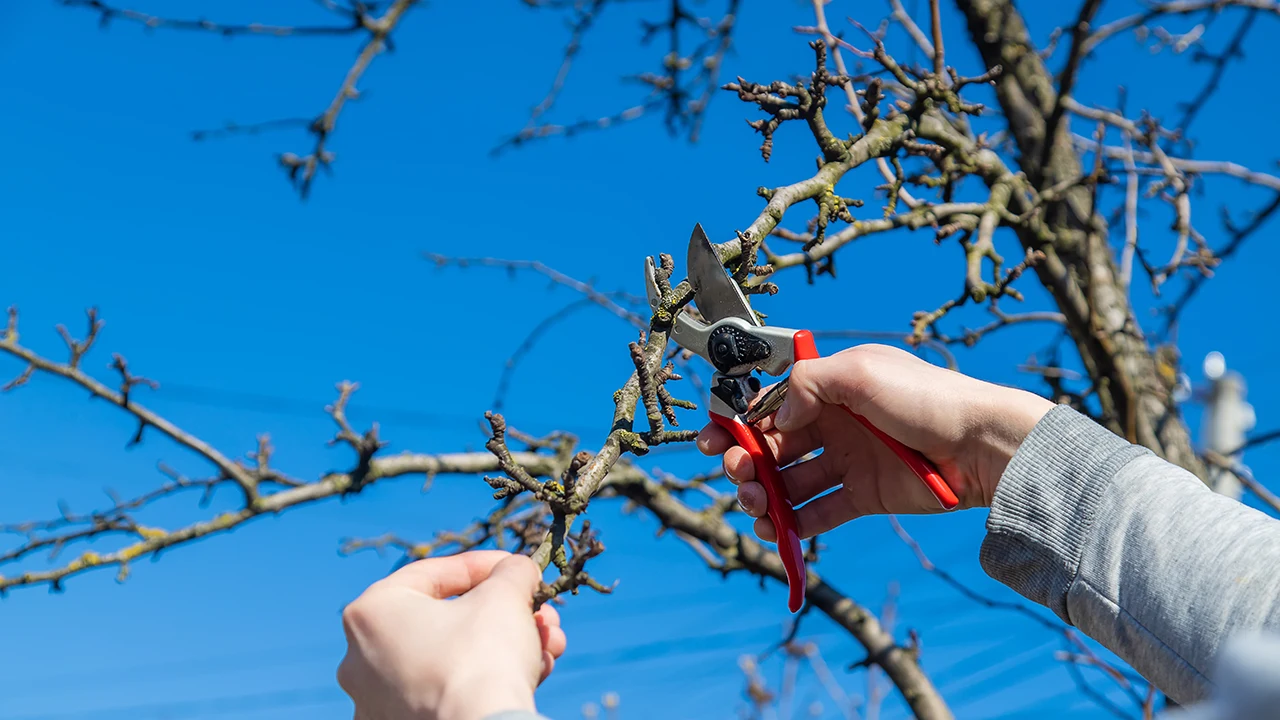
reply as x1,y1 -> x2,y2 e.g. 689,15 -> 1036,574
335,655 -> 358,692
504,554 -> 540,588
788,359 -> 810,389
849,343 -> 903,357
340,593 -> 380,638
826,349 -> 870,384
840,345 -> 879,369
787,360 -> 821,402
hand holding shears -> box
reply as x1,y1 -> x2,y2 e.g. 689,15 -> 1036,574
645,225 -> 959,613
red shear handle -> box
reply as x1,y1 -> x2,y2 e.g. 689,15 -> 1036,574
792,331 -> 960,511
710,412 -> 806,613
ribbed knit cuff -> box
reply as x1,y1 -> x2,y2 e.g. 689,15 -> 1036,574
979,404 -> 1150,623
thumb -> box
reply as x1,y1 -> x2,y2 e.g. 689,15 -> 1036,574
774,358 -> 830,432
475,553 -> 542,607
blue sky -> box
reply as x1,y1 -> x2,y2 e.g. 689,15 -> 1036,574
1,1 -> 1278,719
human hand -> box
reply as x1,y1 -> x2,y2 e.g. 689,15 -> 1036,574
337,550 -> 566,720
697,344 -> 1053,541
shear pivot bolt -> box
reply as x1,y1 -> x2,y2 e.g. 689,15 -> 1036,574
707,326 -> 771,373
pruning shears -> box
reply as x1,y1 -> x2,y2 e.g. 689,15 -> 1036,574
645,224 -> 960,613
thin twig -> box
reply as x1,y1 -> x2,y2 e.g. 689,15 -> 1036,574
1202,452 -> 1280,516
423,253 -> 646,326
928,0 -> 945,77
63,0 -> 366,36
1083,0 -> 1280,54
281,0 -> 418,199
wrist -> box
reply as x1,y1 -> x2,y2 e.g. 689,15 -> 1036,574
972,388 -> 1055,506
436,677 -> 536,720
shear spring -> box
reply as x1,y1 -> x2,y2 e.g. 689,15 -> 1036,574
743,379 -> 789,425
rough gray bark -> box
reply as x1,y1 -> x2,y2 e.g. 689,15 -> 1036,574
954,0 -> 1206,478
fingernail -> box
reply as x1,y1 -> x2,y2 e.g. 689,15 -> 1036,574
725,465 -> 740,485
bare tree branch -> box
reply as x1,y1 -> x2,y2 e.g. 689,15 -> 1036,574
611,474 -> 952,719
278,0 -> 418,199
63,0 -> 367,36
957,0 -> 1205,474
1202,452 -> 1280,516
423,254 -> 646,326
1083,0 -> 1280,54
23,3 -> 1280,714
1162,191 -> 1280,336
65,0 -> 421,199
890,516 -> 1156,715
495,0 -> 742,153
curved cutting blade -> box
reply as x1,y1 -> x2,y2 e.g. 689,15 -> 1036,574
643,256 -> 663,312
687,223 -> 759,326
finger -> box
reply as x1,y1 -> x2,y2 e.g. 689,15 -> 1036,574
780,455 -> 843,506
540,623 -> 568,658
737,455 -> 842,519
793,491 -> 866,538
473,554 -> 542,607
539,650 -> 556,685
535,608 -> 567,658
700,414 -> 821,470
760,422 -> 824,469
753,515 -> 777,543
784,345 -> 939,443
774,358 -> 830,432
724,446 -> 754,484
752,488 -> 866,541
535,603 -> 561,630
727,422 -> 834,479
696,424 -> 734,455
737,481 -> 767,517
774,348 -> 917,432
722,429 -> 823,485
382,550 -> 515,599
336,651 -> 360,694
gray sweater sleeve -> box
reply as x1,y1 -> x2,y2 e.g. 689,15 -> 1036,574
980,404 -> 1280,705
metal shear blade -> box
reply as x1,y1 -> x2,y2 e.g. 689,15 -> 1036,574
645,226 -> 797,383
686,223 -> 759,327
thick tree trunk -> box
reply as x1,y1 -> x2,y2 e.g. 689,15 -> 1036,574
953,0 -> 1205,477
